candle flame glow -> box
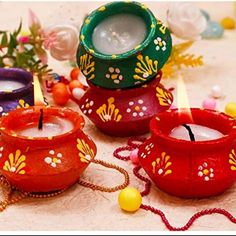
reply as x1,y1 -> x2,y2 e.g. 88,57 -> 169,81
33,74 -> 45,106
177,75 -> 193,122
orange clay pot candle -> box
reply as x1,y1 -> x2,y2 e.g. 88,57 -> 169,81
0,76 -> 97,193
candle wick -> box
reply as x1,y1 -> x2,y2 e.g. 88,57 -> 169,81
182,124 -> 195,142
38,109 -> 44,130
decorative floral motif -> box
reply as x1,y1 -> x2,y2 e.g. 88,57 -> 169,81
154,37 -> 167,52
229,149 -> 236,171
157,20 -> 167,35
140,143 -> 154,159
44,150 -> 62,168
133,54 -> 158,82
3,149 -> 26,175
0,106 -> 3,113
96,97 -> 122,122
17,99 -> 30,109
198,162 -> 214,181
152,152 -> 172,176
156,87 -> 173,106
79,53 -> 95,80
106,67 -> 123,84
81,98 -> 94,115
0,146 -> 4,158
126,99 -> 147,118
77,138 -> 95,163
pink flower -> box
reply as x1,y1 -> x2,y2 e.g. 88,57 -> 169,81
43,24 -> 79,61
17,35 -> 30,44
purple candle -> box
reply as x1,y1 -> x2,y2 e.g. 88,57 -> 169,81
0,68 -> 34,116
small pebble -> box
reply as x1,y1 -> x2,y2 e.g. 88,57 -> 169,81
220,17 -> 235,29
211,85 -> 222,98
130,149 -> 139,165
225,102 -> 236,118
202,21 -> 224,39
202,98 -> 217,110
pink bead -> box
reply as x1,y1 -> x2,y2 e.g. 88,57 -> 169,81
130,149 -> 139,165
202,98 -> 217,110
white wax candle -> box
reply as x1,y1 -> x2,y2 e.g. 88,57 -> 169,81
18,116 -> 74,138
0,80 -> 25,92
169,124 -> 224,141
92,13 -> 147,55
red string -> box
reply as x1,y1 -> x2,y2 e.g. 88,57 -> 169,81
130,143 -> 236,231
113,145 -> 133,161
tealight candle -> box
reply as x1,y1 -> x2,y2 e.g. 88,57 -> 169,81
17,116 -> 74,138
92,13 -> 147,55
170,123 -> 224,141
0,80 -> 25,92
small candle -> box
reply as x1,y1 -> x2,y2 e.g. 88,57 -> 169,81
92,13 -> 147,55
16,116 -> 74,138
170,124 -> 224,141
0,80 -> 25,92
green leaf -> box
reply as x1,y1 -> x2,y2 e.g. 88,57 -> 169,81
1,32 -> 8,46
7,34 -> 17,54
13,20 -> 22,37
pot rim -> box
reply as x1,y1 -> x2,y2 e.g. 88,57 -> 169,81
0,68 -> 33,100
150,108 -> 236,149
0,106 -> 86,146
86,71 -> 162,95
79,1 -> 157,61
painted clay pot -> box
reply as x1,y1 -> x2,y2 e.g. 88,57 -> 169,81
77,1 -> 172,89
0,68 -> 34,116
0,107 -> 97,193
73,72 -> 173,137
138,108 -> 236,198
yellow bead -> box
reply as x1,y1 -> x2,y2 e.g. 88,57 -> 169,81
225,102 -> 236,118
118,187 -> 142,212
220,17 -> 235,29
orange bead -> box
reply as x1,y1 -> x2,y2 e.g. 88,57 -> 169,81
69,80 -> 84,92
52,83 -> 70,106
70,68 -> 80,80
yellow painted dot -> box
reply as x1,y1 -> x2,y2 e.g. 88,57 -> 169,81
52,158 -> 58,163
118,187 -> 142,212
12,133 -> 17,137
141,4 -> 147,9
85,18 -> 90,24
112,54 -> 117,59
220,17 -> 235,29
151,23 -> 155,28
225,102 -> 236,118
80,35 -> 85,40
0,127 -> 5,130
98,6 -> 106,11
203,169 -> 209,175
89,49 -> 95,54
85,103 -> 90,108
48,136 -> 53,140
135,106 -> 141,111
156,116 -> 160,121
135,45 -> 141,50
27,136 -> 33,140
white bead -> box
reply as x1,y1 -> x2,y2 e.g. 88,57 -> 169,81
72,88 -> 85,100
211,85 -> 222,98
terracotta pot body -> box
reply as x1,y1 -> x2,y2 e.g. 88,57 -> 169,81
0,107 -> 97,193
74,73 -> 173,137
138,108 -> 236,198
0,68 -> 34,116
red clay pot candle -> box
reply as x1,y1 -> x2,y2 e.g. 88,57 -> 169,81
0,76 -> 97,193
138,108 -> 236,198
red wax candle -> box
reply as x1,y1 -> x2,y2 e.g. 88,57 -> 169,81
138,108 -> 236,198
0,106 -> 96,192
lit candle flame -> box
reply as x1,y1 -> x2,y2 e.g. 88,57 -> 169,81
33,74 -> 45,106
177,75 -> 193,122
